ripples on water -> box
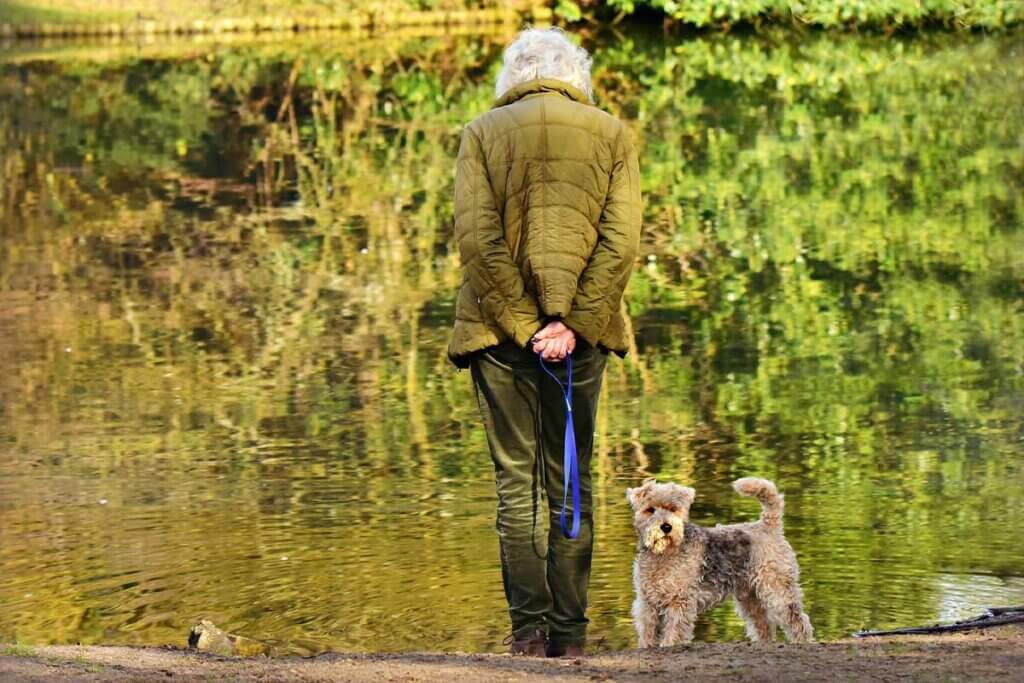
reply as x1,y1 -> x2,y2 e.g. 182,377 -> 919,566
0,27 -> 1022,653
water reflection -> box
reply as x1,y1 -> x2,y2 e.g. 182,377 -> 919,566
0,27 -> 1022,653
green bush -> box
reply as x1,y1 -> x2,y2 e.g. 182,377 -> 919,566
559,0 -> 1023,28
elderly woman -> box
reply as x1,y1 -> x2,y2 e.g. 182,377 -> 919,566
448,28 -> 642,657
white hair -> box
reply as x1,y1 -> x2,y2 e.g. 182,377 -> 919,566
495,27 -> 593,102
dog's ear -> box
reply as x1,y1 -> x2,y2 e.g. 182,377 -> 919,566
672,485 -> 696,514
626,480 -> 654,510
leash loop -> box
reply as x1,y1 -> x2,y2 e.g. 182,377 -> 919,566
538,353 -> 580,539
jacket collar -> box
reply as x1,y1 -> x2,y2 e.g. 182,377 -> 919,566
493,78 -> 593,109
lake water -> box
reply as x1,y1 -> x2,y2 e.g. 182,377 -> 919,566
1,26 -> 1022,654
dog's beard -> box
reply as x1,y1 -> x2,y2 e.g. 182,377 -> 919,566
642,524 -> 671,554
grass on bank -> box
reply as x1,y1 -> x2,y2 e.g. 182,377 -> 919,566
0,1 -> 467,26
0,2 -> 128,25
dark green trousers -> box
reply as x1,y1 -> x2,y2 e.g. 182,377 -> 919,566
470,341 -> 607,647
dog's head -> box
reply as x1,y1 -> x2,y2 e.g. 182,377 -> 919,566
626,479 -> 694,554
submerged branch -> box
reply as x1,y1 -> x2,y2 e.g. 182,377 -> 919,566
985,605 -> 1024,616
854,607 -> 1024,638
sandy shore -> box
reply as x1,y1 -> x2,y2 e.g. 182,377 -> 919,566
2,627 -> 1022,681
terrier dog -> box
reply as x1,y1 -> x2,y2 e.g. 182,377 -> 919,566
627,477 -> 813,648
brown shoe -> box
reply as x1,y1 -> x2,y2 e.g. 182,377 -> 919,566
546,642 -> 585,658
505,629 -> 547,657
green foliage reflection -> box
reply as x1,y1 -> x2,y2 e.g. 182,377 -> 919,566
0,29 -> 1022,651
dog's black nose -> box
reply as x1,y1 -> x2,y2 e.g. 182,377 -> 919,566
660,523 -> 672,534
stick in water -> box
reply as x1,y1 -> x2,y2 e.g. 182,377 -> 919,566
854,607 -> 1024,638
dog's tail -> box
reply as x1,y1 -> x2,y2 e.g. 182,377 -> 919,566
733,477 -> 784,529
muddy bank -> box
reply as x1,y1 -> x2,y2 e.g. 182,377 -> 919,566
2,627 -> 1022,682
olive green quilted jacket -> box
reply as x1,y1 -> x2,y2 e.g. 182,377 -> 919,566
448,78 -> 642,366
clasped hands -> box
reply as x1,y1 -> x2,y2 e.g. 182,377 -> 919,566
531,321 -> 575,362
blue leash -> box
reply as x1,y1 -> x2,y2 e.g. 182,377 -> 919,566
538,354 -> 580,539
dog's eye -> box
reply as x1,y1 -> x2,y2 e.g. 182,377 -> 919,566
667,505 -> 678,513
645,507 -> 655,514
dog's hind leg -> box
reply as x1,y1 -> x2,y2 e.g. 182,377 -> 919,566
764,593 -> 813,643
754,543 -> 813,643
734,588 -> 774,642
631,595 -> 659,649
779,602 -> 813,643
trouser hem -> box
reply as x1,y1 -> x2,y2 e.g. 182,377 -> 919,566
512,623 -> 548,640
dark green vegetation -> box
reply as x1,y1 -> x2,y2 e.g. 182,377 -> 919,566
558,0 -> 1023,28
0,27 -> 1022,653
2,1 -> 1020,30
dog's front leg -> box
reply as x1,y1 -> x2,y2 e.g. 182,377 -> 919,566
658,601 -> 696,647
631,596 -> 659,648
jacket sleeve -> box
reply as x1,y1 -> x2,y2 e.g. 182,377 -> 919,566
563,125 -> 642,346
454,126 -> 544,348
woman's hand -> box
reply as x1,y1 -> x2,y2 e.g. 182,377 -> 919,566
531,321 -> 576,362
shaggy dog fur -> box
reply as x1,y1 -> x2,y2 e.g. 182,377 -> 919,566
627,477 -> 813,648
